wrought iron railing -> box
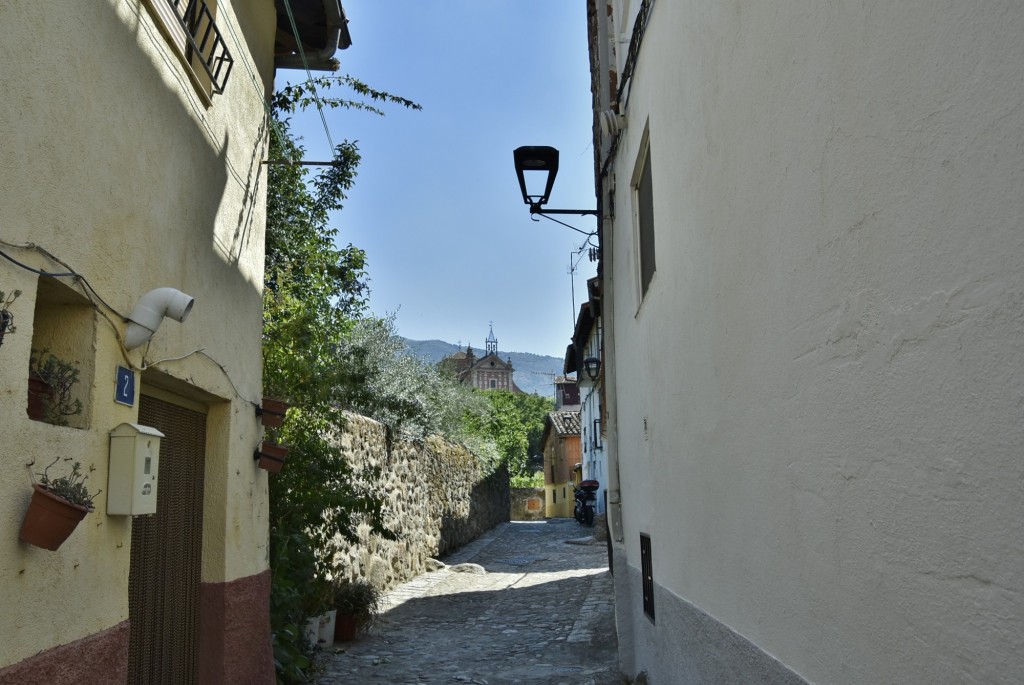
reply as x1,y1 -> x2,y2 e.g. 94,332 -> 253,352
166,0 -> 234,94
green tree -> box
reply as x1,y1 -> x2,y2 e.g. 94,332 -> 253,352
263,76 -> 418,683
465,390 -> 553,479
332,315 -> 491,443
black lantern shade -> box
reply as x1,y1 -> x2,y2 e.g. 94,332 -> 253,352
583,356 -> 601,382
513,145 -> 560,209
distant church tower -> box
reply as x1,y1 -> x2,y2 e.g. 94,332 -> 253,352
440,324 -> 521,392
485,323 -> 498,355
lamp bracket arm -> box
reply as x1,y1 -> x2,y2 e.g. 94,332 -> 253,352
532,211 -> 598,237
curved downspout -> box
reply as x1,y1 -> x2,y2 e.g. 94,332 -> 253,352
125,288 -> 195,350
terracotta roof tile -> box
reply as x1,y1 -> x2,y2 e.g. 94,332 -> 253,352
549,410 -> 581,436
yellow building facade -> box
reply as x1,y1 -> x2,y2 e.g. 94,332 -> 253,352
0,1 -> 289,681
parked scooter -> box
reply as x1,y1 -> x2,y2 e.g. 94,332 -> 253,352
573,480 -> 599,526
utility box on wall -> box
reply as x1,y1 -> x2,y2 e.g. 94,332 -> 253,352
107,423 -> 163,515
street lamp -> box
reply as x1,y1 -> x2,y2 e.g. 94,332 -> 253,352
582,356 -> 601,382
513,146 -> 598,218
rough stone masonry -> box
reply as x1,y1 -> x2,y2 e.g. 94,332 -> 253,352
332,412 -> 511,590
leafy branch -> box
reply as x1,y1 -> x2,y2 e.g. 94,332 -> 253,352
271,75 -> 422,117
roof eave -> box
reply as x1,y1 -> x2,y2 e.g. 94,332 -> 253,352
275,0 -> 350,72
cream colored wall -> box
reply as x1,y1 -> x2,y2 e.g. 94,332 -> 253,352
545,483 -> 574,519
605,1 -> 1024,683
0,0 -> 275,669
544,434 -> 579,518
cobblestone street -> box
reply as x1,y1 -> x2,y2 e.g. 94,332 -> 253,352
315,520 -> 624,685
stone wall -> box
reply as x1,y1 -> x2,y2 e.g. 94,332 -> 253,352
510,487 -> 546,521
333,413 -> 510,590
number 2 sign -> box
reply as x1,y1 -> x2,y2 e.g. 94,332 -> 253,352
115,366 -> 135,406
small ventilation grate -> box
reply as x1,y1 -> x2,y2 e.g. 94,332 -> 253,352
640,533 -> 654,622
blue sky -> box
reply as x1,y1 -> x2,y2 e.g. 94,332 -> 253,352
278,1 -> 597,359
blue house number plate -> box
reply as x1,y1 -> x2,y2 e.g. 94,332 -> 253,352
115,365 -> 135,406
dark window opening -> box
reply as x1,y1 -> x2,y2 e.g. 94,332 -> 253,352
636,143 -> 656,297
640,533 -> 655,621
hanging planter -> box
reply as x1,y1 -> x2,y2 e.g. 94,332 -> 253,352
254,441 -> 289,473
20,485 -> 92,550
256,397 -> 289,428
20,461 -> 97,551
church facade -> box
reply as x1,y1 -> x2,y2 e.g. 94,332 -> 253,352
442,326 -> 522,392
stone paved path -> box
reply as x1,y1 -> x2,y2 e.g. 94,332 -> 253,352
315,519 -> 624,685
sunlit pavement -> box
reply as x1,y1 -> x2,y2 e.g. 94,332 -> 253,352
315,520 -> 624,685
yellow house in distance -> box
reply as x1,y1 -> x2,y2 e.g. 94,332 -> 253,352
0,1 -> 347,682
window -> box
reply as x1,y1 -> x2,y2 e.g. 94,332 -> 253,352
143,0 -> 234,98
489,379 -> 497,389
640,533 -> 655,621
29,279 -> 96,429
633,131 -> 656,299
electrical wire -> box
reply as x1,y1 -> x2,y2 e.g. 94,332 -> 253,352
142,348 -> 260,407
214,4 -> 293,161
280,0 -> 337,154
0,247 -> 74,277
0,239 -> 256,404
1,8 -> 352,404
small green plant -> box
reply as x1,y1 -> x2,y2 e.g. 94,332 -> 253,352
30,348 -> 83,425
331,577 -> 382,621
0,288 -> 21,348
37,458 -> 98,510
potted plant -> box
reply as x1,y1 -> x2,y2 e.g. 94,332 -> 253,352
254,441 -> 289,473
28,348 -> 83,425
0,288 -> 21,349
299,576 -> 332,648
257,397 -> 290,428
20,458 -> 98,550
331,577 -> 382,642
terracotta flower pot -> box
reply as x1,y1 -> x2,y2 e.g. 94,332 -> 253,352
27,374 -> 50,422
334,614 -> 364,642
258,398 -> 289,428
20,484 -> 92,550
254,442 -> 289,473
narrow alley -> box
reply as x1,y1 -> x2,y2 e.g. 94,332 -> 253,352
315,520 -> 624,685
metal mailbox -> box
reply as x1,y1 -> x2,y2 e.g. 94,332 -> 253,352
107,423 -> 163,516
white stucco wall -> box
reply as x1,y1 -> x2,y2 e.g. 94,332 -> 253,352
0,0 -> 275,668
580,322 -> 607,513
603,2 -> 1024,683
